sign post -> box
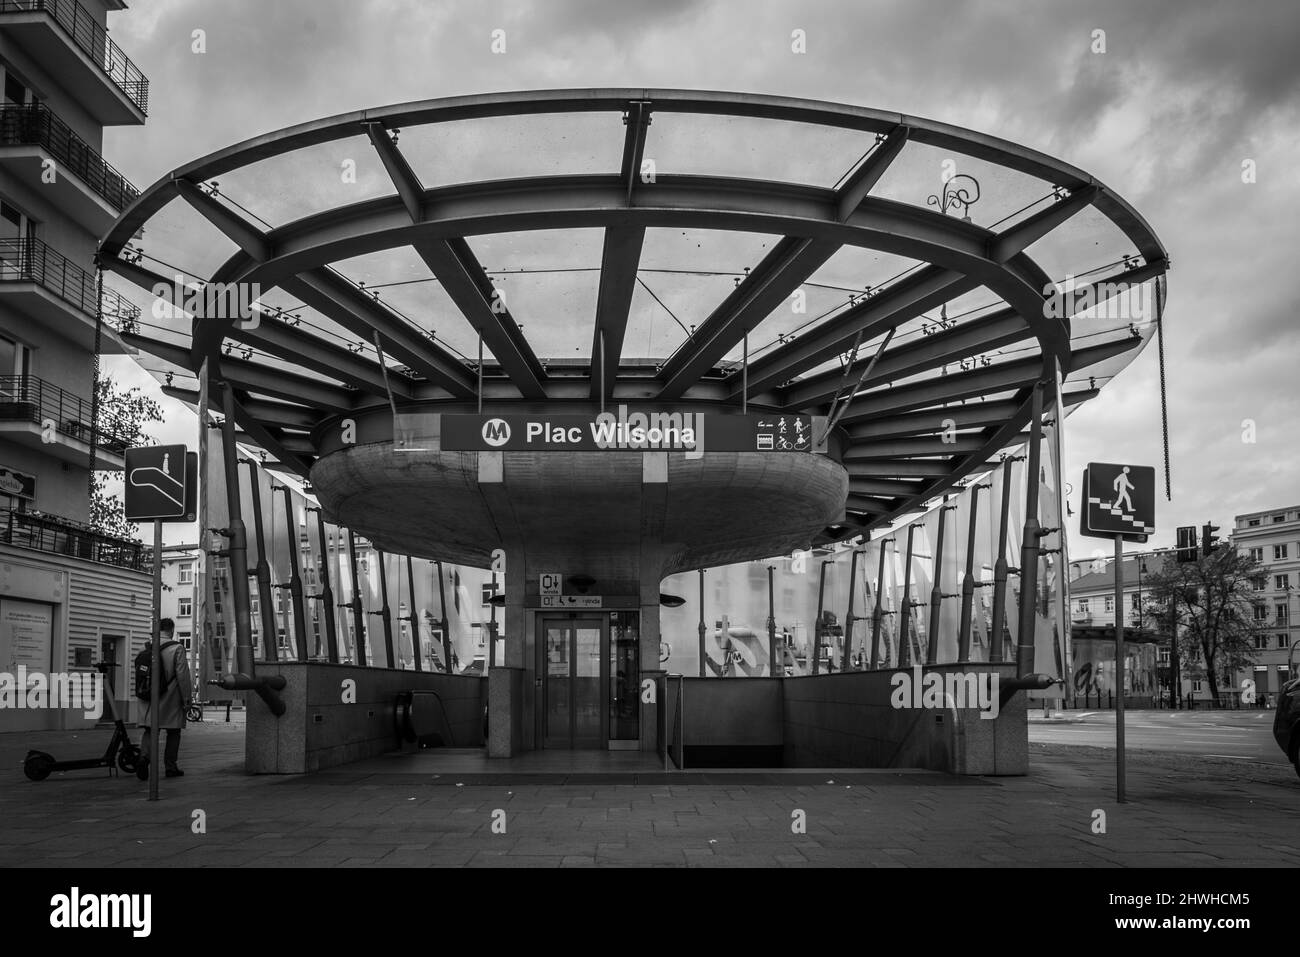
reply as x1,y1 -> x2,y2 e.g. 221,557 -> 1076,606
1080,462 -> 1156,805
124,444 -> 195,802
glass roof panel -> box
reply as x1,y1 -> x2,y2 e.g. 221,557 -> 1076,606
397,112 -> 626,188
211,134 -> 396,229
645,112 -> 879,188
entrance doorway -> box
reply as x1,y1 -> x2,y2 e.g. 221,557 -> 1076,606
539,612 -> 640,750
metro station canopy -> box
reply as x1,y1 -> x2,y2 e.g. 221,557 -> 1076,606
101,89 -> 1168,547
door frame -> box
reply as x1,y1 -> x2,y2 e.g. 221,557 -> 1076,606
537,612 -> 608,749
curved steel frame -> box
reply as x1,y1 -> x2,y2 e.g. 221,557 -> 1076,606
99,89 -> 1168,545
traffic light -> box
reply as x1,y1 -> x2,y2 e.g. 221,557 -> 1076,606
1176,526 -> 1198,563
1201,523 -> 1221,557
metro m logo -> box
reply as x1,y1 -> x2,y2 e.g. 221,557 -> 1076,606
482,418 -> 511,447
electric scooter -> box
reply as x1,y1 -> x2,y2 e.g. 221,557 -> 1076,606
23,662 -> 140,781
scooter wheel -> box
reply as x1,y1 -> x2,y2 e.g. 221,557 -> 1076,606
117,746 -> 138,774
186,704 -> 202,723
24,751 -> 54,782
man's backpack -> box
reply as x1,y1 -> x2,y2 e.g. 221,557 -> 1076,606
134,641 -> 179,701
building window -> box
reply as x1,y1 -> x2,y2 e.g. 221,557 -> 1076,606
215,622 -> 225,637
1277,604 -> 1290,623
1273,514 -> 1287,523
1274,544 -> 1289,561
177,597 -> 192,617
1158,648 -> 1170,663
177,632 -> 192,650
1251,576 -> 1267,592
1249,547 -> 1264,563
1077,598 -> 1089,614
1130,593 -> 1141,611
1104,596 -> 1114,613
1255,635 -> 1271,650
1280,634 -> 1292,649
1252,605 -> 1267,621
1247,518 -> 1260,527
1276,574 -> 1290,591
178,563 -> 193,584
1192,679 -> 1202,693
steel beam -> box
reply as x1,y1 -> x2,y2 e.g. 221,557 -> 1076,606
656,235 -> 841,400
410,237 -> 547,399
364,122 -> 425,221
174,178 -> 272,261
589,225 -> 645,402
281,270 -> 476,398
743,267 -> 979,399
836,125 -> 910,222
781,307 -> 1031,409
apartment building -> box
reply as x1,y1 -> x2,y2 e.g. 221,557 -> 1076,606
0,0 -> 150,729
1230,505 -> 1299,698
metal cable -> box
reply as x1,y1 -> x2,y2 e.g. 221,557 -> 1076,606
1155,273 -> 1171,500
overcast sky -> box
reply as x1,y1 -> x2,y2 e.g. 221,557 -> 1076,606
98,0 -> 1300,557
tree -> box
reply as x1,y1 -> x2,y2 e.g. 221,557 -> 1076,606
88,375 -> 163,540
1143,548 -> 1265,705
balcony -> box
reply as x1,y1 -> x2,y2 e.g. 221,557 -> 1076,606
0,237 -> 137,352
1,505 -> 148,570
0,105 -> 140,231
0,0 -> 148,124
0,374 -> 132,468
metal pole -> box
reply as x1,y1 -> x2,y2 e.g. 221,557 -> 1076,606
870,541 -> 890,669
813,560 -> 828,675
309,508 -> 339,663
488,571 -> 498,669
148,518 -> 162,801
408,557 -> 422,672
346,529 -> 367,664
990,456 -> 1020,663
1115,534 -> 1126,803
219,384 -> 255,679
477,333 -> 483,415
697,568 -> 706,678
843,550 -> 861,671
1169,578 -> 1179,709
958,484 -> 987,661
278,486 -> 309,662
899,525 -> 919,668
1016,382 -> 1046,677
741,331 -> 748,414
767,564 -> 777,676
927,498 -> 953,664
242,459 -> 278,662
375,548 -> 395,667
436,560 -> 452,673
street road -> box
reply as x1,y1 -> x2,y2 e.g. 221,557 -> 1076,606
1029,710 -> 1287,766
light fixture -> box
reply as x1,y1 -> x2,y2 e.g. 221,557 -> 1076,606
569,574 -> 596,593
487,593 -> 505,607
659,593 -> 685,608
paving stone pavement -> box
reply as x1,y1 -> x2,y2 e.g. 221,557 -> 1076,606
2,722 -> 1296,868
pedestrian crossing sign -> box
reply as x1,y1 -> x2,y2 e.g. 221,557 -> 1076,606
1080,462 -> 1155,541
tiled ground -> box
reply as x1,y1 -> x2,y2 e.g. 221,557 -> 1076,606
2,720 -> 1296,867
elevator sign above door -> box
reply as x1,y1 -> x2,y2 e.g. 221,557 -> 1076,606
539,573 -> 562,596
540,595 -> 602,608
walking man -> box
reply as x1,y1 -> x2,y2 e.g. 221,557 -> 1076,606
1112,466 -> 1135,513
136,618 -> 193,779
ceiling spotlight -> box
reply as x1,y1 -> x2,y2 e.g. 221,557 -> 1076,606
659,593 -> 686,608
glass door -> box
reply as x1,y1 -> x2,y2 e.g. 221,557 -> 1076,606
541,616 -> 605,749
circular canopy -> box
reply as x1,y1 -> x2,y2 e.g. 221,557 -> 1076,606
102,89 -> 1168,546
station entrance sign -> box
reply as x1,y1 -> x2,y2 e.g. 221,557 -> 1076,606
441,410 -> 823,453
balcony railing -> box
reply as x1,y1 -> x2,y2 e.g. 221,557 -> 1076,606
0,374 -> 135,453
0,236 -> 141,329
0,104 -> 139,210
1,506 -> 148,570
0,0 -> 149,115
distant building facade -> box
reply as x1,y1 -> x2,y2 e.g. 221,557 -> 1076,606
1230,505 -> 1299,699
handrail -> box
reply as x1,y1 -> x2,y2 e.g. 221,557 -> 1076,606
0,0 -> 149,115
0,236 -> 140,329
0,104 -> 140,209
1,505 -> 148,570
0,374 -> 135,451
